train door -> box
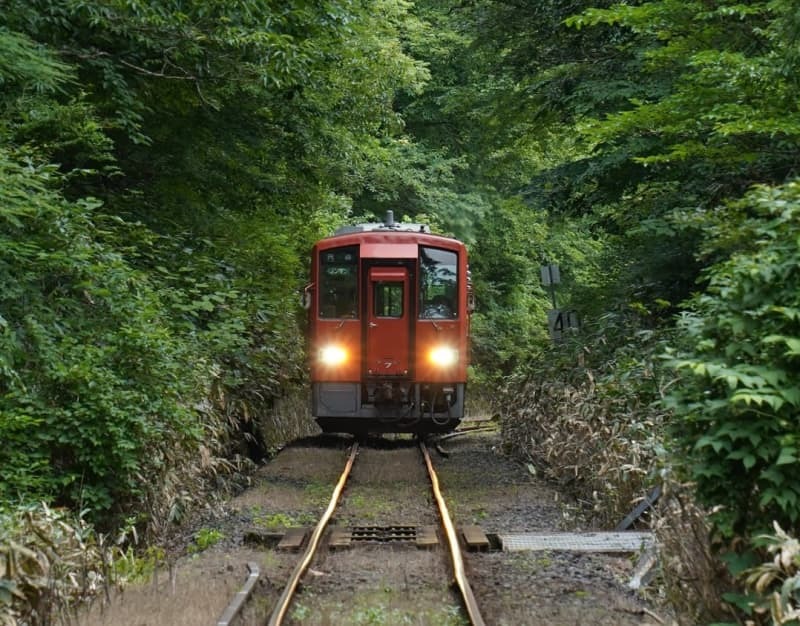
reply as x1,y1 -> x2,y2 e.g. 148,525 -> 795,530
365,266 -> 410,377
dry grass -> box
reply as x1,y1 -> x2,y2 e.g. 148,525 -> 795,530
0,504 -> 110,626
651,481 -> 734,625
496,340 -> 742,624
78,547 -> 270,626
500,367 -> 666,528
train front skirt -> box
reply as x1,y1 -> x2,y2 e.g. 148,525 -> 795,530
313,381 -> 465,433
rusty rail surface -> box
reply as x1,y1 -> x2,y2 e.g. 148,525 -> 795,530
420,441 -> 486,626
266,441 -> 360,626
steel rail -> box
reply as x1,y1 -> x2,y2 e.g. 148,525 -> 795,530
420,441 -> 486,626
266,442 -> 359,626
216,562 -> 260,626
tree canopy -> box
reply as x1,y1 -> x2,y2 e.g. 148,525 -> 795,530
0,0 -> 434,523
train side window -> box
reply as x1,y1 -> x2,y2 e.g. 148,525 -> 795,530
374,282 -> 404,318
319,246 -> 358,318
419,247 -> 457,319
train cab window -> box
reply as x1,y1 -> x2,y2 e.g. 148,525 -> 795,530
419,247 -> 457,319
319,246 -> 358,318
374,282 -> 404,318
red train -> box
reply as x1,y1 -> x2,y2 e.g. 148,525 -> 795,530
305,212 -> 472,433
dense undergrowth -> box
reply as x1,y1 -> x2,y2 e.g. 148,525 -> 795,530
501,312 -> 669,528
497,317 -> 735,623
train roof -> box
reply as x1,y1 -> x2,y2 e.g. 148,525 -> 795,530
334,221 -> 430,236
315,211 -> 465,254
333,209 -> 430,236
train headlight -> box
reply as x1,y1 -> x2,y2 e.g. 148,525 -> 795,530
429,346 -> 458,368
319,345 -> 347,366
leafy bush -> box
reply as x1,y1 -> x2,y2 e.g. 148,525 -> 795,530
665,181 -> 800,539
189,529 -> 225,554
0,149 -> 207,523
1,1 -> 424,536
469,196 -> 608,382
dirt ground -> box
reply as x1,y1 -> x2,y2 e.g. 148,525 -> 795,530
80,428 -> 668,626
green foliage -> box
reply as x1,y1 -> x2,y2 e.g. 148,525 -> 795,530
665,182 -> 800,538
113,545 -> 167,584
188,528 -> 224,554
253,511 -> 295,529
419,0 -> 800,322
468,196 -> 550,378
0,0 -> 438,532
0,148 -> 205,517
563,0 -> 800,305
572,1 -> 800,178
0,27 -> 71,92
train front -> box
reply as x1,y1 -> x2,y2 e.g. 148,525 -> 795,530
307,216 -> 471,434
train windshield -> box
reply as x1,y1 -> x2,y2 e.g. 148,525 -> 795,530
419,247 -> 457,319
319,246 -> 358,318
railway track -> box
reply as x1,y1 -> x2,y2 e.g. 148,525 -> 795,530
217,438 -> 486,626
